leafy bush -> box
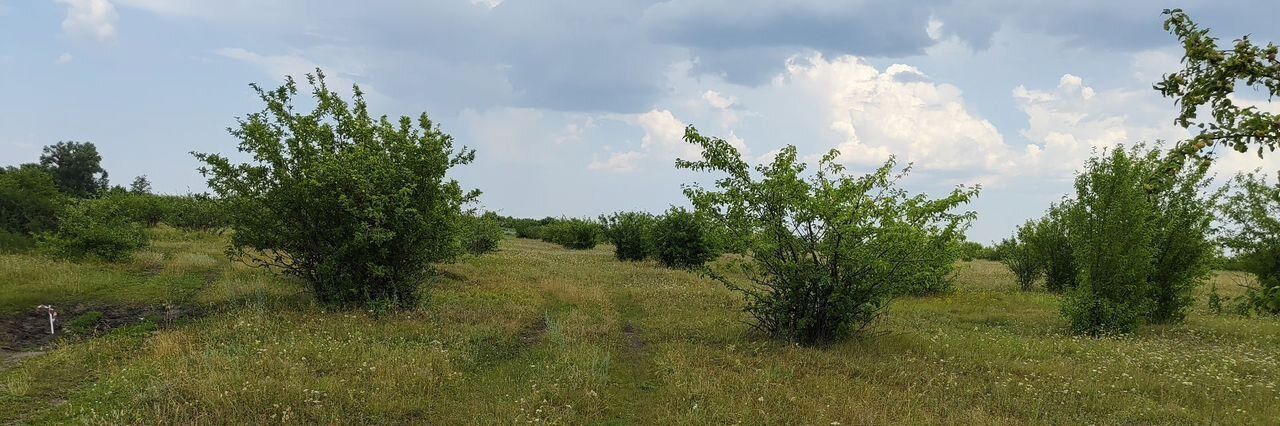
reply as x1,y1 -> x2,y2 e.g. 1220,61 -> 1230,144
1221,171 -> 1280,315
460,214 -> 503,255
194,70 -> 477,308
602,211 -> 655,261
0,165 -> 64,236
164,194 -> 227,232
540,218 -> 601,250
1062,145 -> 1216,335
651,207 -> 714,269
515,224 -> 544,240
110,193 -> 169,227
1029,204 -> 1078,293
998,222 -> 1042,291
958,240 -> 997,261
38,198 -> 148,261
678,126 -> 978,344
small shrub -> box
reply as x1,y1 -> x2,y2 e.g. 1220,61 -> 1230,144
541,219 -> 601,250
165,194 -> 227,232
650,207 -> 713,269
678,126 -> 978,344
1030,204 -> 1078,293
602,211 -> 655,261
38,199 -> 148,262
109,193 -> 169,227
998,224 -> 1042,291
460,214 -> 503,255
515,224 -> 544,240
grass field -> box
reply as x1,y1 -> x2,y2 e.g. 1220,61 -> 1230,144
2,228 -> 1278,424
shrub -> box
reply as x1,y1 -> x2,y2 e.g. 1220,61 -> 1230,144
1029,204 -> 1078,293
678,126 -> 978,344
0,165 -> 64,235
111,193 -> 169,227
651,207 -> 713,269
998,222 -> 1042,291
515,224 -> 544,240
602,211 -> 655,261
1062,145 -> 1216,335
38,198 -> 148,261
193,70 -> 477,308
958,240 -> 997,261
460,214 -> 503,255
1221,171 -> 1280,315
541,218 -> 601,250
165,194 -> 227,232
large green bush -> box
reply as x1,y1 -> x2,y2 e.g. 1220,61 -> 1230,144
38,198 -> 148,262
678,126 -> 978,344
602,211 -> 655,261
1221,171 -> 1280,315
1062,145 -> 1216,335
650,207 -> 714,269
0,165 -> 64,236
540,218 -> 601,250
194,70 -> 477,308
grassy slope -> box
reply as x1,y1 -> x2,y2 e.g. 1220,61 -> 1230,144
1,232 -> 1278,424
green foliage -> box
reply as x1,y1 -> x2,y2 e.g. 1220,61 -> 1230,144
110,193 -> 168,227
601,211 -> 656,261
1062,145 -> 1217,335
460,214 -> 503,256
540,218 -> 601,250
1029,204 -> 1078,293
1157,9 -> 1279,163
0,165 -> 64,235
39,141 -> 109,198
998,222 -> 1042,291
164,194 -> 228,232
193,69 -> 477,308
1220,171 -> 1280,315
651,207 -> 714,269
130,175 -> 152,194
38,198 -> 148,262
958,240 -> 997,261
678,126 -> 978,344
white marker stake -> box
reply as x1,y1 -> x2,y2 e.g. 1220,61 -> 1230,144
37,305 -> 56,334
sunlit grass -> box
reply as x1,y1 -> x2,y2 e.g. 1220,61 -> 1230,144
2,232 -> 1278,424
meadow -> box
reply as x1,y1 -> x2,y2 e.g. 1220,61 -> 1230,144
2,227 -> 1276,425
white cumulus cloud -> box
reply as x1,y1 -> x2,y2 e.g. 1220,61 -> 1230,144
56,0 -> 118,41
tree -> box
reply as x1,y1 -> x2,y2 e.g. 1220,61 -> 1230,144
194,69 -> 477,308
1220,171 -> 1280,314
678,126 -> 978,344
1061,145 -> 1217,334
39,141 -> 109,197
1156,9 -> 1279,164
130,175 -> 152,194
999,222 -> 1042,291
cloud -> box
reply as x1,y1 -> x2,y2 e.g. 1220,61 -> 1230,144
56,0 -> 118,41
777,54 -> 1009,173
1012,73 -> 1189,178
54,53 -> 74,64
588,151 -> 644,173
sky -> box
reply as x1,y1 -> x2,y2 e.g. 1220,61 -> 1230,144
2,0 -> 1278,243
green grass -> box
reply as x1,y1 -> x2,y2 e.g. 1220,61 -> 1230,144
2,232 -> 1279,424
